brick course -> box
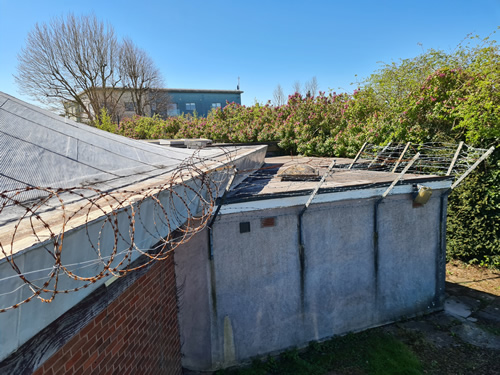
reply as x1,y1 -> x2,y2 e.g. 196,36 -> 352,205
32,256 -> 182,375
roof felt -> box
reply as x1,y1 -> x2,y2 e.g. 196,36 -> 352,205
225,156 -> 452,204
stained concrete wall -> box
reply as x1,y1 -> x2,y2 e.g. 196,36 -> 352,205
175,189 -> 448,371
174,229 -> 212,370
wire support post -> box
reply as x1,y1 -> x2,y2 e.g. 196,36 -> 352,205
348,142 -> 367,170
446,141 -> 464,176
391,142 -> 411,173
382,152 -> 420,199
368,142 -> 392,169
451,146 -> 495,189
303,159 -> 336,211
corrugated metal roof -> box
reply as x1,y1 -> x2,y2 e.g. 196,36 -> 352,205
0,92 -> 228,202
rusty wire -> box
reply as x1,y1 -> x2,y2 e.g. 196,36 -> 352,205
0,149 -> 235,312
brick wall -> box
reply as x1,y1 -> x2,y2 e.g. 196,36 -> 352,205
32,256 -> 182,375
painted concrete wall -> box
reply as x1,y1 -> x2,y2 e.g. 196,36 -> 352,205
174,230 -> 212,370
175,189 -> 448,371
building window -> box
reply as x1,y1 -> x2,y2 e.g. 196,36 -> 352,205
186,103 -> 196,111
124,102 -> 134,111
167,103 -> 179,116
212,103 -> 221,109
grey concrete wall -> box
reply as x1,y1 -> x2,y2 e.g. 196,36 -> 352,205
301,199 -> 378,340
376,195 -> 443,320
211,209 -> 303,367
176,189 -> 448,371
174,230 -> 212,370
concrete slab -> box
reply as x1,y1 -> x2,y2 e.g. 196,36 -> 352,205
475,305 -> 500,324
451,321 -> 500,349
444,296 -> 472,319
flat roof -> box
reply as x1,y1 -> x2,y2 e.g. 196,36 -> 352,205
160,88 -> 243,94
226,155 -> 452,204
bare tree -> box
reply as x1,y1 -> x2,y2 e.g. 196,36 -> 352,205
119,38 -> 166,117
15,14 -> 164,124
292,81 -> 302,95
305,76 -> 318,97
273,84 -> 285,106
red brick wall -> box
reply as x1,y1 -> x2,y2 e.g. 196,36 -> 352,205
33,256 -> 182,375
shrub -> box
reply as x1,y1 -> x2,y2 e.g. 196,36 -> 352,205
447,147 -> 500,267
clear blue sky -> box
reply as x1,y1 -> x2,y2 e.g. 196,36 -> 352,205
0,0 -> 499,107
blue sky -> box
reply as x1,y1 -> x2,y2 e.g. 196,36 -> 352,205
0,0 -> 499,107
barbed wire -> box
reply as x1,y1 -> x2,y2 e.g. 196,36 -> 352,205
226,142 -> 493,203
343,142 -> 491,176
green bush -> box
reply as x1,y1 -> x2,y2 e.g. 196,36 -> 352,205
447,147 -> 500,267
117,114 -> 181,139
94,108 -> 118,133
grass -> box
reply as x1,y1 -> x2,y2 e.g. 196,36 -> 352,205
217,329 -> 422,375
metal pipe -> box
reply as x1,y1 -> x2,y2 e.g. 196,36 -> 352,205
207,167 -> 237,259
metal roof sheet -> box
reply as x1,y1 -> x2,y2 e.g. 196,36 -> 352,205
0,92 -> 229,202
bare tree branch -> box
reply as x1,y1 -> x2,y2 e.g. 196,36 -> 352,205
15,14 -> 163,124
273,84 -> 285,106
305,76 -> 318,97
119,38 -> 166,117
292,81 -> 302,95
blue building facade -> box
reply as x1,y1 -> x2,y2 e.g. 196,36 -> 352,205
153,89 -> 243,117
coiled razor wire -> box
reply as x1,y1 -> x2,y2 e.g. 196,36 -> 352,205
0,149 -> 235,312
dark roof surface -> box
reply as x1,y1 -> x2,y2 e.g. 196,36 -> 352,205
226,155 -> 452,203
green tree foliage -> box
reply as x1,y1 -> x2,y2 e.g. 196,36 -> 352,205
117,114 -> 180,139
359,32 -> 500,265
94,108 -> 117,133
